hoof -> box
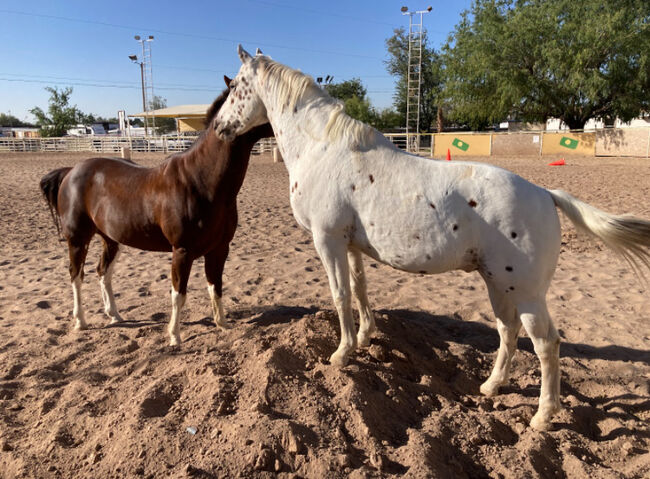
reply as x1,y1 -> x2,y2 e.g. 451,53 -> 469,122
479,381 -> 500,397
215,321 -> 232,330
357,332 -> 371,348
169,335 -> 181,347
530,413 -> 552,431
74,322 -> 87,331
329,351 -> 350,368
108,314 -> 124,324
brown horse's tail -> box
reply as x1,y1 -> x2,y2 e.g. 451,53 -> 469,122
39,167 -> 72,238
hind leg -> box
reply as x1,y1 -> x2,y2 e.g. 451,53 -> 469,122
480,284 -> 521,396
348,248 -> 375,348
517,299 -> 562,431
67,239 -> 91,331
205,246 -> 231,330
168,247 -> 193,346
97,236 -> 122,324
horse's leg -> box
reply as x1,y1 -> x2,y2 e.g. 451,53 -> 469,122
480,284 -> 521,396
67,238 -> 91,331
517,298 -> 562,431
204,246 -> 231,330
168,247 -> 193,346
313,233 -> 357,367
97,236 -> 122,324
347,248 -> 375,348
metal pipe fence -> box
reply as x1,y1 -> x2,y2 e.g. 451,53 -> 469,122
2,129 -> 649,157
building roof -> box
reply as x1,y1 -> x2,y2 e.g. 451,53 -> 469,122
129,104 -> 211,119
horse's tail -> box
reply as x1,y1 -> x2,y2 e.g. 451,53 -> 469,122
548,189 -> 650,276
39,167 -> 72,238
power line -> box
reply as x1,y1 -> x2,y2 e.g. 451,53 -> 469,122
0,77 -> 216,92
1,70 -> 394,90
1,72 -> 216,89
242,0 -> 397,27
0,8 -> 385,60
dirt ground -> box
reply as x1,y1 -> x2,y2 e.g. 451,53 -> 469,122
0,151 -> 648,478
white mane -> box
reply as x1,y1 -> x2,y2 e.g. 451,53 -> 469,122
257,59 -> 379,151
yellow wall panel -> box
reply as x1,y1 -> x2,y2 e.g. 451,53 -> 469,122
433,134 -> 491,157
542,132 -> 595,156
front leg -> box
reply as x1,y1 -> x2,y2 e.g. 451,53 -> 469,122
313,232 -> 357,367
348,248 -> 376,348
204,247 -> 231,330
169,247 -> 193,346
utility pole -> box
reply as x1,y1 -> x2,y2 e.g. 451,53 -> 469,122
401,5 -> 432,153
129,55 -> 148,136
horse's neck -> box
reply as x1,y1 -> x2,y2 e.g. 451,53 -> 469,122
179,132 -> 243,197
264,95 -> 332,174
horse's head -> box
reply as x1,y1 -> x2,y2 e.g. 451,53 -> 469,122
215,45 -> 268,142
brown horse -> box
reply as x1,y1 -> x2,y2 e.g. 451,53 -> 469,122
40,79 -> 274,345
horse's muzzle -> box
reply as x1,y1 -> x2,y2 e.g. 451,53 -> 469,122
215,121 -> 241,142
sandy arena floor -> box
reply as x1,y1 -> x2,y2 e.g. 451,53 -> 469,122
0,151 -> 648,478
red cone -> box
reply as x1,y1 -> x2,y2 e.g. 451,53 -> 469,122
548,158 -> 565,166
446,148 -> 451,161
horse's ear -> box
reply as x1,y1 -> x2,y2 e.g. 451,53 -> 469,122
224,75 -> 232,87
255,48 -> 263,56
238,44 -> 252,63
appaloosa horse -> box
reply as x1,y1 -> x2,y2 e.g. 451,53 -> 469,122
40,77 -> 273,346
214,46 -> 650,430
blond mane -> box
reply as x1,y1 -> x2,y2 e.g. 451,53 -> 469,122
257,58 -> 379,151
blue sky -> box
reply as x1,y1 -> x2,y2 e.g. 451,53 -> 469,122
0,1 -> 472,123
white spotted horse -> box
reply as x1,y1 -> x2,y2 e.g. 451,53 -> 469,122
215,45 -> 650,430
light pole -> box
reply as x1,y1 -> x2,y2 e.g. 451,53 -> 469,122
128,54 -> 148,136
316,75 -> 333,89
131,35 -> 155,136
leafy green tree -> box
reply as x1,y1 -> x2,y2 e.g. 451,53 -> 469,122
442,0 -> 650,130
0,113 -> 33,127
325,79 -> 367,102
373,109 -> 404,131
324,78 -> 403,131
324,79 -> 378,128
385,27 -> 445,132
30,87 -> 84,137
149,96 -> 176,134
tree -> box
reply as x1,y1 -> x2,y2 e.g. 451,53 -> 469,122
149,96 -> 176,134
442,0 -> 650,130
385,27 -> 445,132
30,87 -> 85,137
324,79 -> 381,128
325,78 -> 367,102
0,113 -> 33,127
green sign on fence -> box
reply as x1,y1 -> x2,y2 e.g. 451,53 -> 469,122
452,138 -> 470,151
560,136 -> 579,149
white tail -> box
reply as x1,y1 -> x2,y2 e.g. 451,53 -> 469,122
548,189 -> 650,275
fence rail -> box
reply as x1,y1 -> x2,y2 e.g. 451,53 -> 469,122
1,128 -> 649,157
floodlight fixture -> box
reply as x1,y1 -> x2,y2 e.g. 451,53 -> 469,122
134,35 -> 141,40
427,6 -> 432,12
128,54 -> 138,62
401,6 -> 408,12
